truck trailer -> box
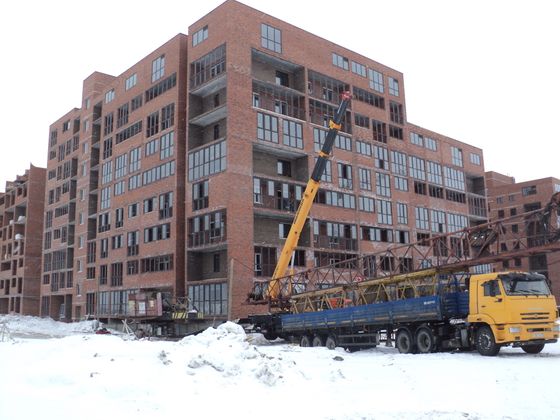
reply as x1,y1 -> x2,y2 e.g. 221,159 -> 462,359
248,271 -> 559,356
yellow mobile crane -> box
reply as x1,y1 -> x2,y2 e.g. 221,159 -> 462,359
265,91 -> 352,301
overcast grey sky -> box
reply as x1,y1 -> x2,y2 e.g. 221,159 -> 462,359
0,0 -> 558,189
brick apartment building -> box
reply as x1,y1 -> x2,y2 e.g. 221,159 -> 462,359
0,165 -> 46,316
37,0 -> 487,327
485,171 -> 560,300
41,35 -> 188,321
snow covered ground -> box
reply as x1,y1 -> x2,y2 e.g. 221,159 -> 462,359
1,315 -> 559,420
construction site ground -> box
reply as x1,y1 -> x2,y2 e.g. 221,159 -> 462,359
1,314 -> 559,420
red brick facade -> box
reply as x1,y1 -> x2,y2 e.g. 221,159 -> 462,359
485,171 -> 560,300
0,165 -> 46,316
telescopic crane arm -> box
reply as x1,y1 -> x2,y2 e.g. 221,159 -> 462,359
266,92 -> 352,300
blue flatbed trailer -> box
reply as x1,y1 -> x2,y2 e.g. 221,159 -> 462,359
249,292 -> 472,352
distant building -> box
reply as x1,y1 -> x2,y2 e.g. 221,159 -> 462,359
485,171 -> 560,300
39,0 -> 487,329
0,165 -> 46,315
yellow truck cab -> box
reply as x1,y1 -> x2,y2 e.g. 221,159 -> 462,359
468,271 -> 559,355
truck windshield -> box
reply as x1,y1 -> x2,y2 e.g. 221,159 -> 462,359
500,273 -> 551,296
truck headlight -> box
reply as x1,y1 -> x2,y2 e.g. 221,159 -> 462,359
553,325 -> 560,332
509,327 -> 521,333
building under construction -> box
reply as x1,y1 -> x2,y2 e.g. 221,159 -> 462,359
1,1 -> 559,333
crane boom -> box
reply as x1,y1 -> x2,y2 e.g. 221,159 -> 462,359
266,92 -> 352,300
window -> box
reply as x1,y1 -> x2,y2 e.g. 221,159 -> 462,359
389,102 -> 403,124
160,131 -> 174,159
129,147 -> 141,172
188,283 -> 228,316
315,189 -> 355,209
125,73 -> 137,90
213,253 -> 221,273
275,71 -> 288,87
104,113 -> 114,136
261,23 -> 282,53
377,200 -> 392,225
144,196 -> 156,214
388,77 -> 399,96
141,159 -> 174,186
102,161 -> 113,184
99,265 -> 108,284
376,173 -> 391,197
147,111 -> 159,137
358,196 -> 375,213
192,25 -> 208,46
279,223 -> 291,239
409,156 -> 426,181
332,53 -> 349,70
103,138 -> 113,160
188,141 -> 227,181
351,61 -> 366,77
159,192 -> 173,219
115,120 -> 142,144
257,113 -> 278,143
361,226 -> 393,243
354,86 -> 385,110
144,223 -> 171,243
359,168 -> 372,191
415,207 -> 429,230
277,160 -> 291,177
110,263 -> 123,287
451,146 -> 463,167
338,163 -> 353,189
100,187 -> 111,210
447,213 -> 467,232
190,44 -> 226,89
397,203 -> 408,225
469,152 -> 481,165
389,125 -> 403,140
105,89 -> 115,103
115,154 -> 127,179
368,69 -> 384,93
356,140 -> 372,157
282,120 -> 303,149
374,145 -> 389,170
193,180 -> 209,211
354,113 -> 369,128
427,161 -> 443,185
444,166 -> 465,191
394,176 -> 408,191
114,180 -> 125,196
410,132 -> 423,146
522,185 -> 537,196
128,203 -> 139,218
111,234 -> 124,250
161,103 -> 175,130
425,137 -> 437,151
115,207 -> 124,228
152,55 -> 165,82
390,150 -> 407,176
131,94 -> 143,111
431,210 -> 446,233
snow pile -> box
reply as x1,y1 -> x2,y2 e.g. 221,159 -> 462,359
0,314 -> 98,337
180,322 -> 294,385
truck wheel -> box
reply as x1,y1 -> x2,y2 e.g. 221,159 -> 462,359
300,335 -> 312,347
521,343 -> 545,354
415,327 -> 435,353
476,326 -> 501,356
325,335 -> 337,350
396,329 -> 415,354
312,335 -> 324,347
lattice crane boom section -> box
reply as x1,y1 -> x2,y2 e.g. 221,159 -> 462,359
249,192 -> 560,312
